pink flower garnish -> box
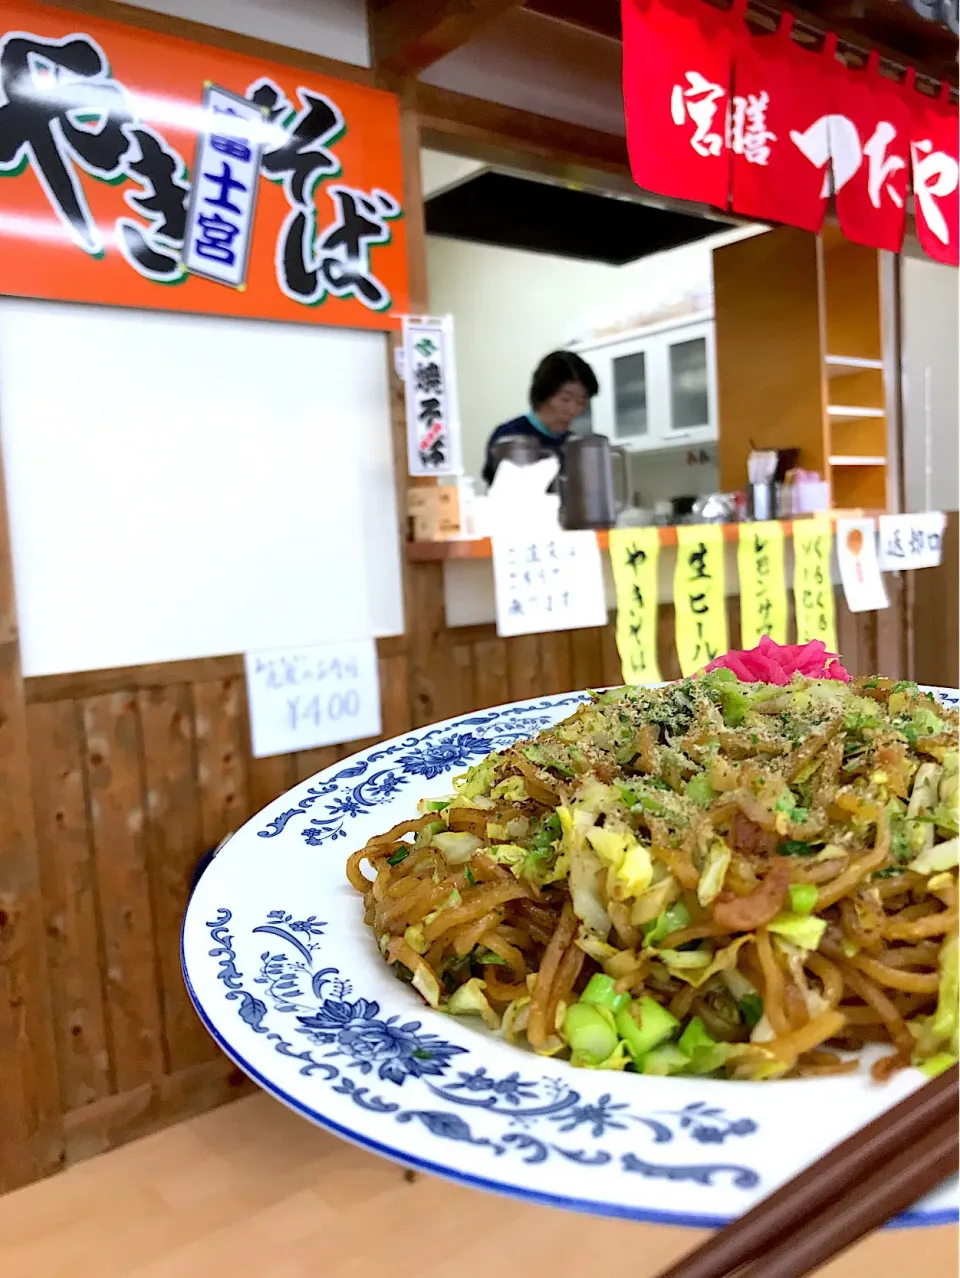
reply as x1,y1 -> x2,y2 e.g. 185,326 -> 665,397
703,636 -> 850,686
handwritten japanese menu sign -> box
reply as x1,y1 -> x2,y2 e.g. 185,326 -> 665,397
837,519 -> 889,614
673,526 -> 729,676
738,522 -> 788,648
403,317 -> 463,476
244,639 -> 381,758
793,519 -> 838,650
878,512 -> 946,572
609,528 -> 662,685
492,533 -> 607,640
0,2 -> 408,329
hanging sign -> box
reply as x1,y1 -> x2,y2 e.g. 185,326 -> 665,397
403,316 -> 463,476
492,533 -> 607,640
738,522 -> 789,648
836,519 -> 889,612
621,0 -> 959,262
0,2 -> 408,328
609,527 -> 662,685
673,525 -> 729,676
877,512 -> 946,571
911,85 -> 960,267
793,519 -> 839,649
244,639 -> 381,758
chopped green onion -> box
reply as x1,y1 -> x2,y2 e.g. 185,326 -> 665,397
561,1002 -> 619,1065
778,839 -> 817,858
684,773 -> 717,807
788,883 -> 819,915
428,799 -> 450,811
615,997 -> 680,1060
387,847 -> 411,866
580,973 -> 630,1015
738,994 -> 764,1028
643,901 -> 691,947
677,1016 -> 717,1059
776,789 -> 798,813
463,866 -> 476,886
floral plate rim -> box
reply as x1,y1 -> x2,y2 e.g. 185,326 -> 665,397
182,686 -> 960,1232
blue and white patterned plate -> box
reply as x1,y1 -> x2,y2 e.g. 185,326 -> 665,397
183,688 -> 960,1230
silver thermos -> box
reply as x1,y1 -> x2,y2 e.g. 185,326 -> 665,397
559,435 -> 628,530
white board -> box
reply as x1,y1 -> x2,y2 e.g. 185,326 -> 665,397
0,299 -> 403,676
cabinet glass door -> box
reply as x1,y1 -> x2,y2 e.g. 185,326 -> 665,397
613,349 -> 648,440
668,336 -> 709,432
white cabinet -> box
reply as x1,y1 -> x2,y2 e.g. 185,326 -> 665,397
573,314 -> 718,452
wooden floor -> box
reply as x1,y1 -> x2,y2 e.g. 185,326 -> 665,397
0,1094 -> 955,1278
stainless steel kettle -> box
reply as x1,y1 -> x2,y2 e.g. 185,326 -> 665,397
559,435 -> 628,530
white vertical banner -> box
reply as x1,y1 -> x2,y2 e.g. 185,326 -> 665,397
182,84 -> 267,289
402,315 -> 463,476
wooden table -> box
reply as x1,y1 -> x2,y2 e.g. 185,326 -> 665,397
0,1093 -> 954,1278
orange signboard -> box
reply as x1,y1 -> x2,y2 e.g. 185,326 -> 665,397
0,2 -> 409,329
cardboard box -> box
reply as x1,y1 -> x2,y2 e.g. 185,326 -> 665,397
407,486 -> 461,541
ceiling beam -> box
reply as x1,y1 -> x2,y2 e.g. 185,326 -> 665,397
413,82 -> 630,175
368,0 -> 526,76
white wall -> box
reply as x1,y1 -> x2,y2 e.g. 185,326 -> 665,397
901,256 -> 959,513
427,226 -> 761,482
114,0 -> 370,65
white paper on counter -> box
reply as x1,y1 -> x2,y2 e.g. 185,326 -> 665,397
492,531 -> 607,639
245,639 -> 381,758
877,512 -> 946,571
836,519 -> 889,613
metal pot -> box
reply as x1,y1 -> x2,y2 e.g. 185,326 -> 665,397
559,434 -> 628,531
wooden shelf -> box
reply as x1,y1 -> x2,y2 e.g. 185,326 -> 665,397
829,455 -> 887,466
825,355 -> 884,377
827,405 -> 886,418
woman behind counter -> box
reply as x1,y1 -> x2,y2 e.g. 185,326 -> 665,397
481,350 -> 599,488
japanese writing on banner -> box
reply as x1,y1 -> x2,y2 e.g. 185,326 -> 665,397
609,528 -> 662,685
0,2 -> 408,328
836,519 -> 889,613
878,512 -> 946,572
793,519 -> 838,649
244,639 -> 381,758
738,522 -> 788,648
621,0 -> 959,263
492,533 -> 607,640
403,317 -> 462,476
673,525 -> 729,676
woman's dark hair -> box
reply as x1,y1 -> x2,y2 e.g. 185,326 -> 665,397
529,351 -> 599,410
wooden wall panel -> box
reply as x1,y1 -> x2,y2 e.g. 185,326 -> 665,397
193,678 -> 251,849
540,631 -> 573,695
472,638 -> 508,711
139,684 -> 214,1075
82,693 -> 166,1093
28,701 -> 112,1113
507,635 -> 542,702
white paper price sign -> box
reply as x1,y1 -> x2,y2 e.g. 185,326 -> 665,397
244,639 -> 381,758
878,512 -> 946,572
492,531 -> 607,638
836,519 -> 889,614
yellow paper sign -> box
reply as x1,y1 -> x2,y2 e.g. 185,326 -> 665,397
738,522 -> 788,649
674,525 -> 729,676
609,527 -> 662,685
793,518 -> 838,650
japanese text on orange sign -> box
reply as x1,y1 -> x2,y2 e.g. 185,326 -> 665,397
674,526 -> 729,676
793,519 -> 838,650
609,528 -> 661,685
0,2 -> 408,329
737,522 -> 788,648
